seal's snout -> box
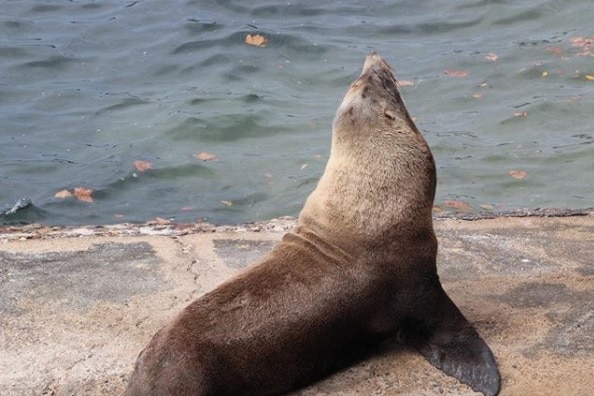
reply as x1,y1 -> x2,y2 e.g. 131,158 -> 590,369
361,53 -> 393,76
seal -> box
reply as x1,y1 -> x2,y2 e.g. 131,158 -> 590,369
125,53 -> 501,396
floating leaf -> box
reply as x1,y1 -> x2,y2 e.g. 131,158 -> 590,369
194,152 -> 219,161
484,52 -> 499,62
152,217 -> 171,225
74,187 -> 94,203
55,189 -> 73,199
300,163 -> 308,170
473,93 -> 483,99
509,170 -> 528,180
221,200 -> 233,207
245,34 -> 268,47
586,75 -> 594,81
541,71 -> 549,78
444,200 -> 471,211
134,160 -> 152,172
480,204 -> 494,210
513,111 -> 528,117
181,206 -> 194,212
398,80 -> 414,87
443,69 -> 469,78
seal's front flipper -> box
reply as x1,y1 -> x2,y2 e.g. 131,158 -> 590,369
406,285 -> 501,396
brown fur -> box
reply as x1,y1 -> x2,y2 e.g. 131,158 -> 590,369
125,54 -> 500,396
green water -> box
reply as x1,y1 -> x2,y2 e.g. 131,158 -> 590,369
1,0 -> 592,225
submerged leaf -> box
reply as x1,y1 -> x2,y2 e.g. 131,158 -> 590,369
484,52 -> 499,62
74,187 -> 94,203
245,34 -> 268,47
444,200 -> 471,211
443,69 -> 469,78
55,189 -> 73,199
134,160 -> 152,172
194,152 -> 219,161
509,170 -> 528,180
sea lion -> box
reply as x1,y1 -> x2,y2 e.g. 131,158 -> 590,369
125,53 -> 500,396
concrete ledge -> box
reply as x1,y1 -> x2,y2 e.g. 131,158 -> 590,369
1,215 -> 593,395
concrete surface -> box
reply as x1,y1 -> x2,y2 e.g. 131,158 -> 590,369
0,215 -> 593,396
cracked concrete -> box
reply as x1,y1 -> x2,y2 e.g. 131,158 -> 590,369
0,215 -> 593,395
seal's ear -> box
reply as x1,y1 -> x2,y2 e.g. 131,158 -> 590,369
404,285 -> 501,396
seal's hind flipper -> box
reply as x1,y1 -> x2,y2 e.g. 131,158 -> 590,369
405,284 -> 501,396
417,325 -> 500,396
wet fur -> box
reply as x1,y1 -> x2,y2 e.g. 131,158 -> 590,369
125,54 -> 500,396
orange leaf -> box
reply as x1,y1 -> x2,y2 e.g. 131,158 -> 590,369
586,75 -> 594,81
541,71 -> 549,78
55,189 -> 73,199
443,69 -> 469,78
484,52 -> 499,62
444,200 -> 471,211
398,80 -> 414,87
74,187 -> 94,203
134,160 -> 152,172
509,170 -> 528,180
194,152 -> 219,161
245,34 -> 268,47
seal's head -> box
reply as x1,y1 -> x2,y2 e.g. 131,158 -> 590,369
333,53 -> 420,148
301,53 -> 436,244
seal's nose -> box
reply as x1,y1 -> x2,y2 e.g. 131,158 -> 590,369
361,53 -> 387,75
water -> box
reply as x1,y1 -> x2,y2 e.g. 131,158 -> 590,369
1,0 -> 592,226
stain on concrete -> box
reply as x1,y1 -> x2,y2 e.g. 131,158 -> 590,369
493,281 -> 594,357
213,239 -> 275,269
0,242 -> 163,315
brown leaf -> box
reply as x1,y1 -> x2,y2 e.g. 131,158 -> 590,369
245,34 -> 268,47
509,170 -> 528,180
444,200 -> 471,211
134,160 -> 152,172
74,187 -> 94,203
484,52 -> 499,62
472,93 -> 483,99
55,189 -> 73,199
398,80 -> 414,87
443,69 -> 469,78
586,75 -> 594,81
221,200 -> 233,207
194,152 -> 219,162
